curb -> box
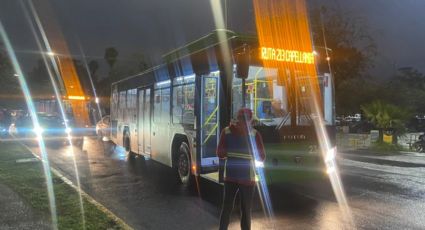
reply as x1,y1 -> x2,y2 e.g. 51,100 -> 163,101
340,153 -> 425,168
18,142 -> 133,230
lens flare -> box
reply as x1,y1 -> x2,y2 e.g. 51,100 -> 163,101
0,21 -> 58,230
209,0 -> 276,223
76,40 -> 103,123
246,121 -> 275,223
21,1 -> 87,228
253,0 -> 354,227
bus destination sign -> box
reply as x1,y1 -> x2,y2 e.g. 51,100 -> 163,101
260,47 -> 315,64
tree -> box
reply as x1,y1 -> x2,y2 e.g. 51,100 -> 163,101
97,48 -> 151,111
0,43 -> 19,94
104,47 -> 119,71
26,59 -> 54,98
386,68 -> 425,114
335,78 -> 381,115
0,43 -> 23,108
309,6 -> 377,114
131,52 -> 150,73
361,100 -> 410,143
88,60 -> 99,79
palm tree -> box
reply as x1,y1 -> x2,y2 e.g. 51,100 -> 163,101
104,47 -> 119,73
361,100 -> 410,144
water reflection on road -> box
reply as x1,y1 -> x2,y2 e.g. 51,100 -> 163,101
26,136 -> 425,229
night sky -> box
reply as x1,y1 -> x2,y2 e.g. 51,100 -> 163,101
1,0 -> 424,78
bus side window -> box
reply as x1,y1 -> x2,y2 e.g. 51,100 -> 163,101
182,84 -> 195,124
161,88 -> 171,123
154,89 -> 161,123
119,91 -> 126,120
173,86 -> 183,123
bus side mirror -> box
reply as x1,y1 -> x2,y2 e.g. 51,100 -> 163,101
236,53 -> 249,79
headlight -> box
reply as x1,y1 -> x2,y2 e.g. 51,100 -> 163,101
255,160 -> 264,168
325,147 -> 337,174
33,126 -> 44,134
325,147 -> 336,161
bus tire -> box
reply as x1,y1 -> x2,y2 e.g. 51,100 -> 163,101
124,131 -> 135,158
176,142 -> 192,186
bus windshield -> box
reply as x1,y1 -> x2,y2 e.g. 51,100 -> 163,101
232,65 -> 288,126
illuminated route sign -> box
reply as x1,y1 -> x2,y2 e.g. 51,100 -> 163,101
260,47 -> 315,64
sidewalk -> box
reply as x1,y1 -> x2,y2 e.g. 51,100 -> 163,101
339,150 -> 425,168
0,183 -> 50,230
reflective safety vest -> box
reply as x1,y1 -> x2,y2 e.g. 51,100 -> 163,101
223,127 -> 257,184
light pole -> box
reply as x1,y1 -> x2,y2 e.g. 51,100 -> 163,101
313,46 -> 335,125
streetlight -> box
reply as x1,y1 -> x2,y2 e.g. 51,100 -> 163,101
313,46 -> 332,62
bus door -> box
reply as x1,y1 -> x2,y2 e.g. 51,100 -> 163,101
138,87 -> 152,156
199,72 -> 220,172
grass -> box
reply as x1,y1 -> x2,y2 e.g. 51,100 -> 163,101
0,142 -> 128,229
368,142 -> 406,154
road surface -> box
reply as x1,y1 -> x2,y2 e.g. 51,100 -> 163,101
27,136 -> 425,229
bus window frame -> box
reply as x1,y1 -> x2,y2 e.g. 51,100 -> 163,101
171,75 -> 196,125
153,80 -> 171,124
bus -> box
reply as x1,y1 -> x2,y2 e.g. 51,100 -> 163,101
110,30 -> 335,186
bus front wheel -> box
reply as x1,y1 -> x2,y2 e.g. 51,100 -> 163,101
176,142 -> 192,186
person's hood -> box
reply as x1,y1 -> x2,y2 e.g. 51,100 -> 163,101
229,121 -> 252,135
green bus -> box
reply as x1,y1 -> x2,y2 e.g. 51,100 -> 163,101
110,30 -> 335,186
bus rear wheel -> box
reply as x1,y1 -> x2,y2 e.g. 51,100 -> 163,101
124,132 -> 135,158
176,142 -> 192,186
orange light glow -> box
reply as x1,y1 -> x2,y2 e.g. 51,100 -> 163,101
253,1 -> 355,227
253,0 -> 322,117
68,95 -> 85,100
192,165 -> 197,173
34,0 -> 90,127
260,47 -> 315,64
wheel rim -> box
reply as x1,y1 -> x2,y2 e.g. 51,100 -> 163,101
178,153 -> 189,180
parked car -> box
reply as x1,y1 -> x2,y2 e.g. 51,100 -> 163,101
96,115 -> 110,141
9,113 -> 73,145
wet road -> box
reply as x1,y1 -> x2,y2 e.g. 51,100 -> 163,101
29,136 -> 425,230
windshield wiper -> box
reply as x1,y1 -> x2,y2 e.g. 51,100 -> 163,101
275,112 -> 291,131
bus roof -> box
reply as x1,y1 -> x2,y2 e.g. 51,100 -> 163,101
112,30 -> 258,86
162,29 -> 258,63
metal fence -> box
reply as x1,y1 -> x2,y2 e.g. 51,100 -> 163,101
336,133 -> 371,151
336,132 -> 424,151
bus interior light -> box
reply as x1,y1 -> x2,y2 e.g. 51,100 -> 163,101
156,80 -> 171,86
184,74 -> 195,80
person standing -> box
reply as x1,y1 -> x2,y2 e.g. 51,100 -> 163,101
217,108 -> 266,230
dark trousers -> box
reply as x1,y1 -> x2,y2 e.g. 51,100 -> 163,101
219,181 -> 255,230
